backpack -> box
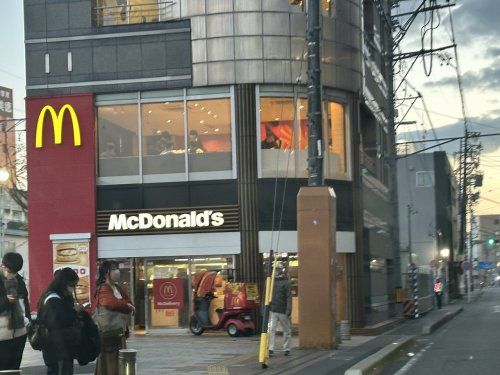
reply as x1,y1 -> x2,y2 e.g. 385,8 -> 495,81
27,293 -> 60,351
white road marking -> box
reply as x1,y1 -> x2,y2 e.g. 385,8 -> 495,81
493,305 -> 500,313
394,342 -> 434,375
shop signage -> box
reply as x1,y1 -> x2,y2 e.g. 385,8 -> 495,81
153,278 -> 184,309
97,205 -> 239,236
35,104 -> 82,148
108,210 -> 224,231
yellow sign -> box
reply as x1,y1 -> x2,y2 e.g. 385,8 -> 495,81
35,104 -> 82,148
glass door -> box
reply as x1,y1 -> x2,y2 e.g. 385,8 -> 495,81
145,258 -> 190,330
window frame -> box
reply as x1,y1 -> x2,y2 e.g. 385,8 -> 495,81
256,85 -> 351,181
96,87 -> 236,185
415,171 -> 434,188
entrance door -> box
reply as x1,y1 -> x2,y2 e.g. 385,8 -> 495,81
145,258 -> 190,331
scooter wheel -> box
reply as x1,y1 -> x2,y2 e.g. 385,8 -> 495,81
189,318 -> 205,336
226,323 -> 239,337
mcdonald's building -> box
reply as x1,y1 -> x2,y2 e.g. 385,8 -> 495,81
24,0 -> 398,332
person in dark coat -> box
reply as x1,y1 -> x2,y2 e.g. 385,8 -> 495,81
268,262 -> 292,356
0,252 -> 30,370
39,267 -> 84,375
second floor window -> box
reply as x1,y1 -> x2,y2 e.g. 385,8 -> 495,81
95,0 -> 177,26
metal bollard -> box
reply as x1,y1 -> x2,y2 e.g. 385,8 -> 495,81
118,349 -> 137,375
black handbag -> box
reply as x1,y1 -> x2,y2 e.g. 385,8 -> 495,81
27,317 -> 49,351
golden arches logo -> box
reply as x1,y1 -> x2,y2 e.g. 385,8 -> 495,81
35,104 -> 82,148
160,282 -> 177,300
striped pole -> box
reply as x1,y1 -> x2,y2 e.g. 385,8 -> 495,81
410,263 -> 419,318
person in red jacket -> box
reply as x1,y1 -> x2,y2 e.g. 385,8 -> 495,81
94,261 -> 135,375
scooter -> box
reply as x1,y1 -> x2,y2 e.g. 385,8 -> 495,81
189,269 -> 260,337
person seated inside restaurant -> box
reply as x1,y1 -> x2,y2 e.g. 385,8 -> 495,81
261,129 -> 282,149
100,141 -> 117,158
187,130 -> 206,153
156,131 -> 174,155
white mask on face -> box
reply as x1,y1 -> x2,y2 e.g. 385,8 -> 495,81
3,269 -> 16,279
110,269 -> 121,283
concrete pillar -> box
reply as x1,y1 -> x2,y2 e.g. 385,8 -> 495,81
297,186 -> 336,349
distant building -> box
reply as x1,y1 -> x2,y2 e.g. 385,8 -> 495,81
397,151 -> 460,306
1,187 -> 28,286
477,215 -> 500,283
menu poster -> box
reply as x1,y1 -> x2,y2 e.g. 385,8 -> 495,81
52,241 -> 90,305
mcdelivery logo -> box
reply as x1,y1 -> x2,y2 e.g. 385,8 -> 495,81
107,210 -> 225,231
160,282 -> 177,300
35,104 -> 82,148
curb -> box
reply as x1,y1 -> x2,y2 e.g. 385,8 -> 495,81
344,335 -> 415,375
421,307 -> 463,334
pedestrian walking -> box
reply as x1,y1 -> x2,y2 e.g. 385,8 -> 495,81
0,252 -> 30,371
269,262 -> 292,356
39,267 -> 84,375
93,260 -> 135,375
434,277 -> 444,309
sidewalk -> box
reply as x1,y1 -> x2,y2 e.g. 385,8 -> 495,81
18,289 -> 483,374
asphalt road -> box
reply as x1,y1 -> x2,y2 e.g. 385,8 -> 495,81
383,286 -> 500,375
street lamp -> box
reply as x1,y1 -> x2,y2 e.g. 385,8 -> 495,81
0,168 -> 10,258
440,248 -> 450,259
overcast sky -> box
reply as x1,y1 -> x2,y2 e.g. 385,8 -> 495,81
0,1 -> 498,214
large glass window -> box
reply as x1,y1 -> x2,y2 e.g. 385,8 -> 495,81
260,97 -> 295,178
98,104 -> 139,178
325,102 -> 347,180
97,91 -> 234,183
141,102 -> 185,178
258,92 -> 350,180
187,99 -> 232,178
96,0 -> 175,26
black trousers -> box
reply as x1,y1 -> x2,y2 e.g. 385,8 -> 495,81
436,292 -> 443,309
0,334 -> 27,370
43,351 -> 74,375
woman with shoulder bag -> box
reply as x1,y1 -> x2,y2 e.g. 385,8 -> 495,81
94,260 -> 135,375
0,253 -> 31,371
39,267 -> 84,375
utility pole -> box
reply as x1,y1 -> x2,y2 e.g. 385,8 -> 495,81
306,0 -> 323,186
297,0 -> 337,349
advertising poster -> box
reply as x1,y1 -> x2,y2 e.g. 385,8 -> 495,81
52,241 -> 90,305
153,278 -> 184,309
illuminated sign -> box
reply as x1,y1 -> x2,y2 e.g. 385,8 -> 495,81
35,104 -> 82,148
107,210 -> 225,231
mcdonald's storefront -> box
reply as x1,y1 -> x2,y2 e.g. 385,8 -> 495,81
26,90 -> 356,332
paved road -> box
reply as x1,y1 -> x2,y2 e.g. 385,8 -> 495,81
383,286 -> 500,375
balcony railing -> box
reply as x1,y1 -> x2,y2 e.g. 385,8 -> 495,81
94,1 -> 177,27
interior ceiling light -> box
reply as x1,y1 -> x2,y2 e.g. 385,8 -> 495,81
299,105 -> 304,109
164,101 -> 170,105
203,130 -> 208,134
274,117 -> 280,121
208,111 -> 212,115
200,120 -> 205,124
194,103 -> 198,107
148,110 -> 152,114
156,130 -> 161,134
215,128 -> 220,132
214,115 -> 218,118
201,107 -> 205,111
167,120 -> 171,123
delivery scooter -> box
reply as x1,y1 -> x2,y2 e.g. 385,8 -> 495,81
189,269 -> 260,337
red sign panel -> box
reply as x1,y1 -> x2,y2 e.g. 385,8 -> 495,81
153,278 -> 184,309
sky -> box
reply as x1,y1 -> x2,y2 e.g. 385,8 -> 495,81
0,0 -> 498,215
